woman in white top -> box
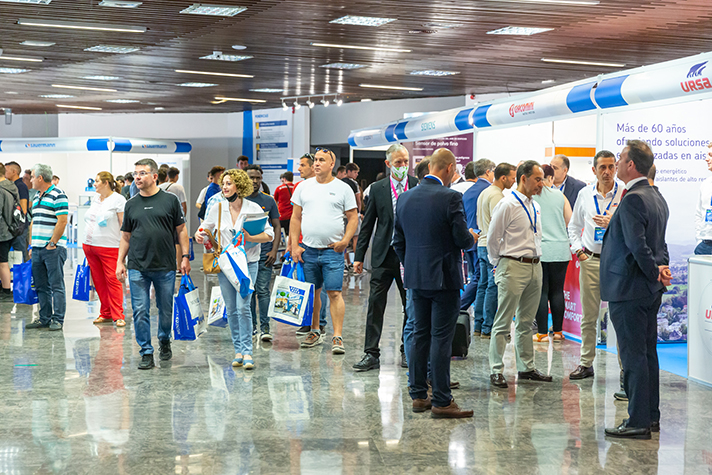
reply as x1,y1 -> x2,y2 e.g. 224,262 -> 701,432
83,171 -> 127,327
195,169 -> 273,369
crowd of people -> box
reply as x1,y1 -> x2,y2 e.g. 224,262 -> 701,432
6,138 -> 712,436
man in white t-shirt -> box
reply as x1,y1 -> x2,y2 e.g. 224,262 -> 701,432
291,148 -> 358,354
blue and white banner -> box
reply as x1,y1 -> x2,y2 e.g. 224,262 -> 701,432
252,108 -> 293,191
0,137 -> 191,154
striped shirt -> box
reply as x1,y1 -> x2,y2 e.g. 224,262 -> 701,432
31,185 -> 69,248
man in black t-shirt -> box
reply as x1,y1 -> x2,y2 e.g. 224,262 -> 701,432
5,162 -> 30,262
117,158 -> 191,370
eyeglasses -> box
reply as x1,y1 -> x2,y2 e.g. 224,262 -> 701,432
132,171 -> 152,178
315,147 -> 335,160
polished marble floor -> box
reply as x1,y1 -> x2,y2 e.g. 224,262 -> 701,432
1,250 -> 711,474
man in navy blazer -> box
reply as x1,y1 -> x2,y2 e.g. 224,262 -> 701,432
601,140 -> 670,440
394,148 -> 477,418
551,154 -> 586,209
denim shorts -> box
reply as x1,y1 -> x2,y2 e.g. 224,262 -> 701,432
301,245 -> 344,291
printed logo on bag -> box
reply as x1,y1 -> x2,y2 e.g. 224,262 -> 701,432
272,284 -> 307,317
681,61 -> 712,92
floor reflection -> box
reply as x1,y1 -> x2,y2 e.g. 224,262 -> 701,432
0,250 -> 709,473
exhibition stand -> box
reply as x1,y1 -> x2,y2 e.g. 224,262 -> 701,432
687,256 -> 712,387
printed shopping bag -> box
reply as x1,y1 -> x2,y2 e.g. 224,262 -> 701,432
73,258 -> 92,301
173,275 -> 207,340
13,260 -> 38,305
207,285 -> 228,327
268,253 -> 314,327
217,232 -> 253,298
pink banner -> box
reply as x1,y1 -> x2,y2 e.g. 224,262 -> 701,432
562,257 -> 583,337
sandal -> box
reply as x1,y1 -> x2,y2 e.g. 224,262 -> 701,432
115,319 -> 126,327
533,333 -> 549,343
553,332 -> 565,342
93,317 -> 112,324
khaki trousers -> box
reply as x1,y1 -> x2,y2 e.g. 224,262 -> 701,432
579,256 -> 602,367
489,258 -> 542,374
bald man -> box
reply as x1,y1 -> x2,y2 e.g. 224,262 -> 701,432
394,148 -> 478,418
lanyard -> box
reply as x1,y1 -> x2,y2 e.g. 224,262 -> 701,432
594,182 -> 618,215
513,192 -> 537,234
390,177 -> 408,198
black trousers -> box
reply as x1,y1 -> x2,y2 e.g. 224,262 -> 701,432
363,247 -> 407,358
535,261 -> 569,334
609,291 -> 663,428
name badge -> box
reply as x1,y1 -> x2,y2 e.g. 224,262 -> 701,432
594,227 -> 605,242
706,209 -> 712,223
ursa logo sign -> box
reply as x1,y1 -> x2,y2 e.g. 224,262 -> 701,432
509,102 -> 535,118
681,61 -> 712,92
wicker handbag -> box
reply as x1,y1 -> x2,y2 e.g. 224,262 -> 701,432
202,203 -> 222,274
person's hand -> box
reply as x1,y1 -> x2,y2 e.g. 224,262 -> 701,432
194,232 -> 205,244
329,239 -> 349,254
577,251 -> 589,262
469,228 -> 480,242
181,257 -> 191,276
592,214 -> 611,228
353,261 -> 363,274
242,229 -> 255,242
292,246 -> 305,263
658,265 -> 671,286
265,249 -> 278,267
116,261 -> 127,283
28,248 -> 32,259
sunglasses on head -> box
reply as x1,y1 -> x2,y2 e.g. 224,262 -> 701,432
315,147 -> 335,160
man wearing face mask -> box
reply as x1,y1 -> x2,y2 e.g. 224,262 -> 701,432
352,144 -> 419,372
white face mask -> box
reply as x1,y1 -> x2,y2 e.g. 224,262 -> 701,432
391,166 -> 408,180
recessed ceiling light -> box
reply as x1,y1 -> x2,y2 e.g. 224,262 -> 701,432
0,55 -> 43,62
20,40 -> 55,47
178,82 -> 217,87
180,4 -> 247,16
232,45 -> 247,50
487,26 -> 553,35
199,52 -> 252,61
106,99 -> 139,103
409,70 -> 460,76
0,68 -> 30,74
330,15 -> 395,27
542,79 -> 555,84
422,22 -> 463,29
39,94 -> 74,98
85,45 -> 140,54
311,42 -> 410,53
541,58 -> 625,67
249,88 -> 284,93
154,106 -> 164,110
52,84 -> 118,92
360,98 -> 372,102
359,84 -> 423,91
18,18 -> 146,33
175,69 -> 253,78
5,91 -> 20,94
82,75 -> 121,81
320,63 -> 368,70
99,0 -> 142,7
484,0 -> 599,4
214,96 -> 267,103
56,104 -> 102,111
0,0 -> 51,3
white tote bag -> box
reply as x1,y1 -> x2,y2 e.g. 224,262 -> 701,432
207,286 -> 228,327
217,232 -> 254,298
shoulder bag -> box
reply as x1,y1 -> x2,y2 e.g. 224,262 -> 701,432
202,202 -> 222,274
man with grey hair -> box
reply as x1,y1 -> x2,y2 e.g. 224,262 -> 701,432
25,164 -> 69,331
353,143 -> 418,371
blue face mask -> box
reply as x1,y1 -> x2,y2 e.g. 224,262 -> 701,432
97,213 -> 108,227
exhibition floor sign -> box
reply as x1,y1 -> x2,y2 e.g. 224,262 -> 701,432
248,108 -> 294,192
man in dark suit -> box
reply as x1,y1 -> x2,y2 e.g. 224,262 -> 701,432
394,148 -> 477,418
353,144 -> 419,372
601,140 -> 670,440
551,154 -> 586,208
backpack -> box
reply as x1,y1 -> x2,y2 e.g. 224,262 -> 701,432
0,186 -> 26,238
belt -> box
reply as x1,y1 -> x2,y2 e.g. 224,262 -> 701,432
582,248 -> 601,259
502,255 -> 540,264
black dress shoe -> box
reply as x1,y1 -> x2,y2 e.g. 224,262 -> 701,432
353,354 -> 380,372
490,373 -> 508,388
569,365 -> 594,380
159,340 -> 172,361
651,421 -> 660,432
26,321 -> 49,329
400,351 -> 408,368
614,390 -> 629,401
605,421 -> 651,440
518,369 -> 553,382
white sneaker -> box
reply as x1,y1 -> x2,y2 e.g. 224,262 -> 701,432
260,332 -> 273,342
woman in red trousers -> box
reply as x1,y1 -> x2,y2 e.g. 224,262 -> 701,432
83,171 -> 127,326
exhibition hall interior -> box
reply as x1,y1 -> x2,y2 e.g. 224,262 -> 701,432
1,0 -> 712,473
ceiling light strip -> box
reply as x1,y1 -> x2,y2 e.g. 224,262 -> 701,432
52,84 -> 118,92
0,55 -> 43,62
359,84 -> 423,91
311,42 -> 410,53
18,18 -> 146,33
56,104 -> 103,111
541,58 -> 625,67
214,96 -> 267,103
175,69 -> 253,78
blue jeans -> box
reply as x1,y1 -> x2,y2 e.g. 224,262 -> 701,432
11,229 -> 29,262
404,289 -> 415,363
128,269 -> 175,355
472,246 -> 496,334
301,245 -> 344,291
319,288 -> 328,327
220,261 -> 258,355
250,255 -> 272,332
694,240 -> 712,255
459,250 -> 480,311
32,246 -> 67,325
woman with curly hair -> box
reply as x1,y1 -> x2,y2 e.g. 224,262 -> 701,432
195,169 -> 273,369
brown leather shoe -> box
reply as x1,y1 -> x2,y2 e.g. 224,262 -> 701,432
518,369 -> 553,382
412,397 -> 432,413
490,373 -> 508,388
432,399 -> 473,419
569,365 -> 594,380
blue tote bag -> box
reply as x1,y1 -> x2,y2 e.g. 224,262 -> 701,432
13,260 -> 38,305
73,258 -> 92,301
267,252 -> 314,327
173,275 -> 207,340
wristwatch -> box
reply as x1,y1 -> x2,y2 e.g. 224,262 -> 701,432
182,254 -> 191,259
47,241 -> 56,247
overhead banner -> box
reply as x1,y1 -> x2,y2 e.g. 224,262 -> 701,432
0,137 -> 191,154
251,108 -> 292,192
